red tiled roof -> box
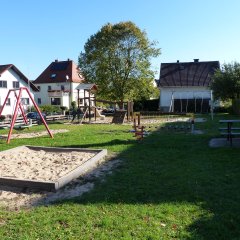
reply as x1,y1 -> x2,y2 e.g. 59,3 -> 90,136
158,60 -> 220,87
33,60 -> 85,84
0,64 -> 39,91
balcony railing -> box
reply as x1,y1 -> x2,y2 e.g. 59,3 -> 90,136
48,90 -> 70,97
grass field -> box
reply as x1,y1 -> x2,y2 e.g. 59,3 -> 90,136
0,114 -> 240,239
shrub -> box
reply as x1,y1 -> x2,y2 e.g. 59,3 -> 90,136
134,99 -> 159,111
0,115 -> 6,121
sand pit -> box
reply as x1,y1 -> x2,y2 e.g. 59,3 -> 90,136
0,146 -> 95,181
0,146 -> 107,191
0,153 -> 120,209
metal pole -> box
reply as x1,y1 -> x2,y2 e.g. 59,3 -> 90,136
25,87 -> 53,139
14,91 -> 28,125
7,88 -> 23,144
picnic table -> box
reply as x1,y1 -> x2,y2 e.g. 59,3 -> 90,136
219,119 -> 240,145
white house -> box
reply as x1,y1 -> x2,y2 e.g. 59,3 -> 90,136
157,59 -> 220,113
33,59 -> 96,109
0,64 -> 38,116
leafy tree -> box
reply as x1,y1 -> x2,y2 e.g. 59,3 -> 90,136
211,62 -> 240,101
79,21 -> 160,105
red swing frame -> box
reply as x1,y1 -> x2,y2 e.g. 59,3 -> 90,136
0,87 -> 53,144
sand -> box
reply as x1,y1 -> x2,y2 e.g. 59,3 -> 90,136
0,153 -> 120,210
0,129 -> 69,139
0,146 -> 95,181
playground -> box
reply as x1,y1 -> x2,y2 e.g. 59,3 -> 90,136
0,112 -> 240,239
0,88 -> 239,239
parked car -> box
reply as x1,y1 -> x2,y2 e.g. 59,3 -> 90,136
101,108 -> 115,115
27,112 -> 46,120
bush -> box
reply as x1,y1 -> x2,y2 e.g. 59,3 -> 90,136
27,105 -> 61,115
232,99 -> 240,115
134,99 -> 159,111
0,115 -> 6,121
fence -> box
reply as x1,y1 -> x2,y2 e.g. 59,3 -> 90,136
0,115 -> 70,128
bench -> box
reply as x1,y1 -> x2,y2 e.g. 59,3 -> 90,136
219,127 -> 240,131
220,131 -> 240,145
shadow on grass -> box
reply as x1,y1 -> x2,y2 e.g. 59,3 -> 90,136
59,139 -> 136,149
57,120 -> 240,239
1,118 -> 240,239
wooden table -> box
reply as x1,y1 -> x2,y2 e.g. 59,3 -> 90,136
219,120 -> 240,145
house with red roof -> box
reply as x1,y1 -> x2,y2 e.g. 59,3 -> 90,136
33,59 -> 96,109
0,64 -> 38,116
157,59 -> 220,113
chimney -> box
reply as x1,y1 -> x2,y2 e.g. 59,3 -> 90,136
194,59 -> 199,63
177,60 -> 179,63
55,59 -> 58,62
67,58 -> 70,61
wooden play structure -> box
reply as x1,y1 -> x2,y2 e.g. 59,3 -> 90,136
96,99 -> 134,124
0,87 -> 53,143
75,83 -> 134,124
132,112 -> 147,140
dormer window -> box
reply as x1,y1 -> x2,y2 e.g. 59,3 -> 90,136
51,73 -> 56,78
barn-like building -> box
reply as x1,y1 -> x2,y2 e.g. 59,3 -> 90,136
157,59 -> 220,113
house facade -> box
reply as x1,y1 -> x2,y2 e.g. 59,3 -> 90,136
158,59 -> 220,113
33,59 -> 95,109
0,64 -> 38,116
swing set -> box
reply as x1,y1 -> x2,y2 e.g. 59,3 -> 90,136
0,87 -> 53,144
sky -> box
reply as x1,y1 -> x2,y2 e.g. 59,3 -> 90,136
1,0 -> 240,80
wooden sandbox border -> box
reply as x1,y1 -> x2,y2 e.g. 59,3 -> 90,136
0,145 -> 107,191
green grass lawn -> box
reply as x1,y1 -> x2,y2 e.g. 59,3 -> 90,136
0,114 -> 240,239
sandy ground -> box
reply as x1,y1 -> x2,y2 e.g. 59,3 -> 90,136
0,147 -> 95,181
70,117 -> 191,125
0,129 -> 69,139
0,153 -> 120,210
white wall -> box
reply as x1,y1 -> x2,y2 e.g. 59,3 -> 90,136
160,86 -> 211,109
0,69 -> 35,116
34,82 -> 94,109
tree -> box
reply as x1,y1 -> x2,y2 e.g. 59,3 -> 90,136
78,21 -> 160,105
211,62 -> 240,101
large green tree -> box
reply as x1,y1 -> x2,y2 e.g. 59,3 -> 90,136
78,21 -> 160,104
211,62 -> 240,101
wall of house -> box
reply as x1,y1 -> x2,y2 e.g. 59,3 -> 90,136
34,82 -> 94,109
159,86 -> 211,112
0,69 -> 34,116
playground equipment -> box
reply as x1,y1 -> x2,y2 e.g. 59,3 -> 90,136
131,112 -> 149,140
96,99 -> 134,123
0,87 -> 53,143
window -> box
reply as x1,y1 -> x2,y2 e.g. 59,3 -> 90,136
51,73 -> 56,78
51,98 -> 61,105
0,81 -> 7,88
6,98 -> 11,106
37,98 -> 42,104
21,98 -> 30,105
37,86 -> 41,91
48,86 -> 52,91
13,81 -> 20,88
78,98 -> 83,105
61,85 -> 65,91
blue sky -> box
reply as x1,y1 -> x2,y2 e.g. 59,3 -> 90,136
1,0 -> 240,79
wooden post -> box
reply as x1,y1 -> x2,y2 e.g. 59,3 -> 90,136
77,89 -> 80,108
88,90 -> 91,122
